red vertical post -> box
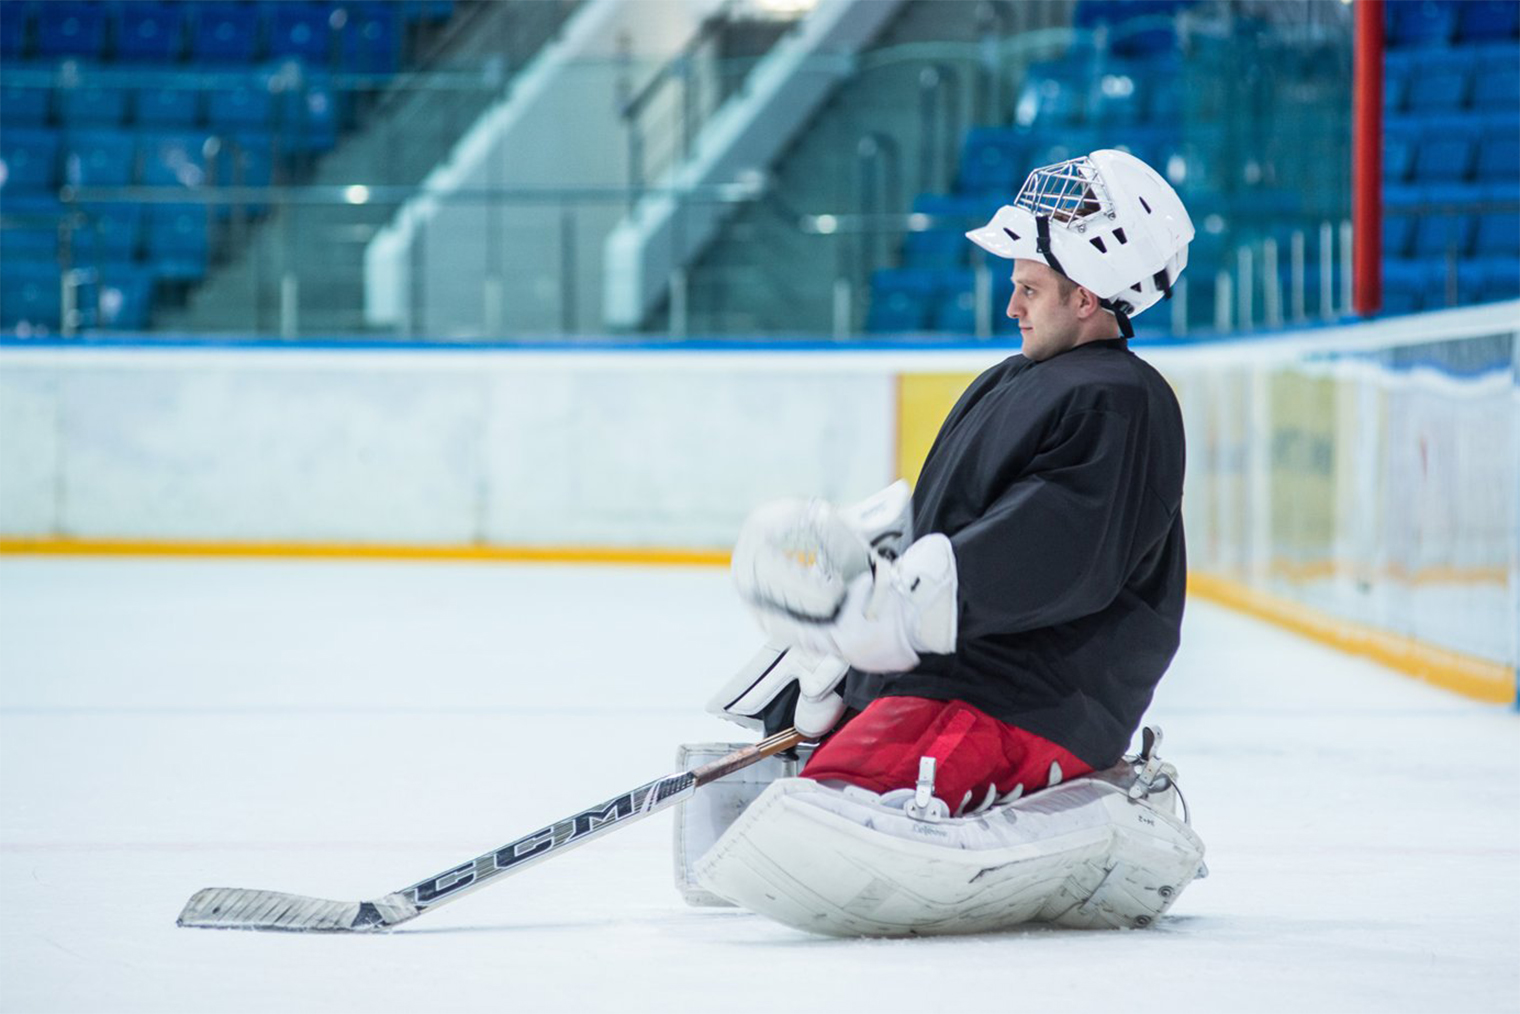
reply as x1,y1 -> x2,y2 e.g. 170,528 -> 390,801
1353,0 -> 1383,316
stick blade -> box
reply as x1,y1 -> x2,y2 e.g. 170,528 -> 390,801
177,887 -> 410,932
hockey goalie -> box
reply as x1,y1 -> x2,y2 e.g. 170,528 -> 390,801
675,149 -> 1208,938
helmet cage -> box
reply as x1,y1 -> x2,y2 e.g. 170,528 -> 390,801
1014,156 -> 1115,231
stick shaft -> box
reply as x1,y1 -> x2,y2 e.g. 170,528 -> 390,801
178,728 -> 807,931
399,727 -> 807,916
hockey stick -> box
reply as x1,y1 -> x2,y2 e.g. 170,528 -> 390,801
177,727 -> 806,932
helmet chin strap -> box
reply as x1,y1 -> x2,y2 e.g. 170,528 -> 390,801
1036,215 -> 1135,340
1097,300 -> 1135,339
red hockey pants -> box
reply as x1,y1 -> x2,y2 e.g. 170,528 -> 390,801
801,696 -> 1093,815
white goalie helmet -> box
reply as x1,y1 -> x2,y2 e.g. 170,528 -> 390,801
966,149 -> 1194,334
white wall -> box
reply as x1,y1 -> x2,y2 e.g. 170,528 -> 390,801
3,302 -> 1515,673
0,347 -> 925,547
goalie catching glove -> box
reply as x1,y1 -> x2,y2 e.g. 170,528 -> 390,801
706,643 -> 850,740
730,481 -> 958,674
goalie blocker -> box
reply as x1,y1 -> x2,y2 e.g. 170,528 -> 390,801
673,728 -> 1205,936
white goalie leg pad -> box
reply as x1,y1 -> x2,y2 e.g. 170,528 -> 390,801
694,775 -> 1205,936
671,742 -> 814,907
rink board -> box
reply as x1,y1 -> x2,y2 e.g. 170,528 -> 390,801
1,302 -> 1516,700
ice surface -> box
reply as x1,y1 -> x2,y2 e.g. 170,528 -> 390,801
1,557 -> 1516,1013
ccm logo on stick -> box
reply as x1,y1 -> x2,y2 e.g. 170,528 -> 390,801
413,861 -> 476,904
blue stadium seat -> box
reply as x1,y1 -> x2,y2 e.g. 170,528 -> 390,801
193,3 -> 261,64
0,263 -> 63,329
0,83 -> 48,124
1476,256 -> 1520,300
145,203 -> 210,280
37,1 -> 106,59
933,287 -> 979,334
1384,68 -> 1407,114
58,81 -> 130,127
1382,212 -> 1415,257
135,83 -> 202,127
1412,211 -> 1474,259
903,230 -> 966,270
289,73 -> 339,152
1472,45 -> 1520,109
1419,255 -> 1460,309
0,194 -> 61,260
207,72 -> 276,130
2,127 -> 61,191
0,1 -> 30,59
269,3 -> 333,63
866,269 -> 940,332
912,192 -> 1000,223
91,264 -> 155,330
339,2 -> 401,73
218,132 -> 276,187
73,202 -> 143,262
1384,50 -> 1416,114
957,128 -> 1027,195
1456,1 -> 1519,42
1089,66 -> 1145,126
1476,119 -> 1519,181
64,129 -> 137,186
1380,259 -> 1426,314
1387,1 -> 1457,49
1474,208 -> 1519,257
1407,50 -> 1470,112
1146,80 -> 1183,125
1412,124 -> 1479,182
1110,18 -> 1178,58
1455,257 -> 1489,304
1014,67 -> 1087,129
1383,123 -> 1420,182
113,2 -> 184,63
140,131 -> 213,187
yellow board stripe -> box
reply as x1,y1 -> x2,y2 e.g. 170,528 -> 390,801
0,537 -> 729,568
1188,572 -> 1515,706
2,537 -> 1510,705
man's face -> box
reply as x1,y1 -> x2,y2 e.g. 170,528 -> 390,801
1007,259 -> 1083,362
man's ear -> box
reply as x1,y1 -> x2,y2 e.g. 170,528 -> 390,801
1074,285 -> 1102,319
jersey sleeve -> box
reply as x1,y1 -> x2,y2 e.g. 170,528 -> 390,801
948,404 -> 1171,640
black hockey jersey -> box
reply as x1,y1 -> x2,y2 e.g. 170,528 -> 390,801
844,338 -> 1187,768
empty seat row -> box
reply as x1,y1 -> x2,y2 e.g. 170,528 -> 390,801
865,268 -> 1023,335
1383,202 -> 1520,259
0,261 -> 157,331
1382,256 -> 1520,313
1385,43 -> 1520,113
1384,113 -> 1520,184
1071,0 -> 1193,56
1,123 -> 331,192
3,195 -> 221,265
2,64 -> 344,137
0,1 -> 442,71
1387,1 -> 1519,50
1012,58 -> 1182,132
